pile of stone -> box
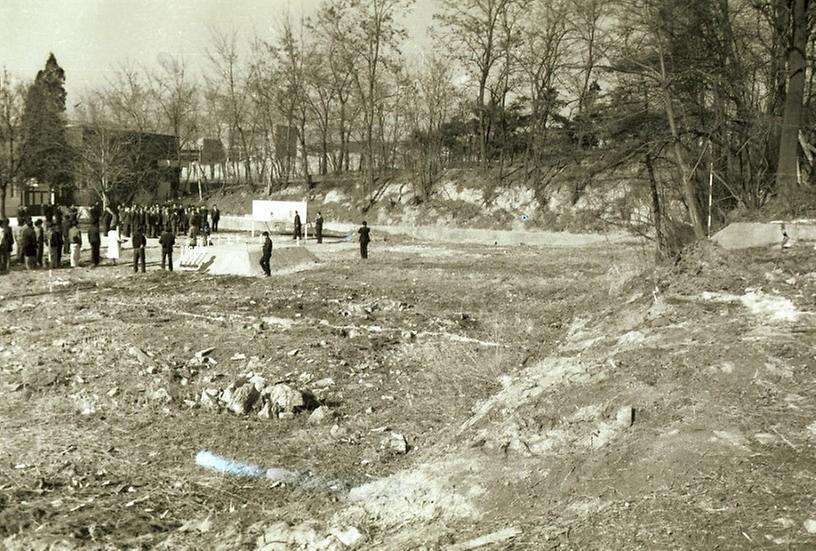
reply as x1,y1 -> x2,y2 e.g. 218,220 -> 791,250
199,373 -> 318,420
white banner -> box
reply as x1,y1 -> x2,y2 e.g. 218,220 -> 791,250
251,200 -> 307,223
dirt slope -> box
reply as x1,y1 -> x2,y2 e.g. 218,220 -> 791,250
1,238 -> 815,550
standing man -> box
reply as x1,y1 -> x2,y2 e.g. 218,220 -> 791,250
293,211 -> 302,241
21,220 -> 37,270
68,220 -> 82,268
34,220 -> 45,267
315,211 -> 324,244
211,205 -> 220,233
189,208 -> 201,242
358,221 -> 370,259
61,208 -> 71,255
88,221 -> 101,268
260,231 -> 272,277
159,226 -> 175,271
122,206 -> 131,238
48,223 -> 63,269
132,226 -> 147,273
0,219 -> 12,273
200,206 -> 209,234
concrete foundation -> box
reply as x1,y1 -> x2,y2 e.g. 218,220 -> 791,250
712,221 -> 816,249
182,243 -> 319,277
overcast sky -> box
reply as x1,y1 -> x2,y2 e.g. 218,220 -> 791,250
1,0 -> 436,106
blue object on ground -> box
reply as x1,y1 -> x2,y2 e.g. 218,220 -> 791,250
195,449 -> 267,477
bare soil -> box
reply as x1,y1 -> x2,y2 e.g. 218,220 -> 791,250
1,236 -> 816,550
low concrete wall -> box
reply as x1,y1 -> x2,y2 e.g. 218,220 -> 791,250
218,214 -> 634,248
712,221 -> 816,249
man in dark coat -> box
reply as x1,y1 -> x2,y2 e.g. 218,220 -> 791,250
21,220 -> 37,270
199,206 -> 209,233
61,209 -> 71,255
260,231 -> 272,276
34,219 -> 44,267
88,222 -> 102,267
132,226 -> 147,273
159,226 -> 175,271
211,205 -> 220,232
122,207 -> 131,238
189,209 -> 201,240
49,224 -> 63,269
358,221 -> 370,259
293,211 -> 302,240
315,211 -> 324,244
0,219 -> 12,273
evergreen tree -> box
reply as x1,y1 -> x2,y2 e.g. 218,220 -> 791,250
19,53 -> 71,201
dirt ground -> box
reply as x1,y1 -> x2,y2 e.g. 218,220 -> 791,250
1,234 -> 816,550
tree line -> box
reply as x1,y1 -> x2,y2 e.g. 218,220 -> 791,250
1,0 -> 814,256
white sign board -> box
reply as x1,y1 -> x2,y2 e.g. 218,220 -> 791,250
252,200 -> 307,223
250,199 -> 308,238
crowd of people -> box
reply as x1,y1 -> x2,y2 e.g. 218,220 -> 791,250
0,203 -> 372,278
0,202 -> 221,275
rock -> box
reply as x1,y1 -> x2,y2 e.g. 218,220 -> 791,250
227,384 -> 260,415
287,349 -> 300,357
330,424 -> 348,439
332,526 -> 365,548
231,353 -> 247,361
308,406 -> 336,426
616,406 -> 635,427
804,519 -> 816,534
264,384 -> 305,412
128,346 -> 154,365
401,330 -> 416,341
198,389 -> 218,410
151,388 -> 172,403
774,517 -> 795,529
386,432 -> 408,454
195,347 -> 216,359
258,402 -> 272,419
248,375 -> 267,392
313,377 -> 335,389
107,387 -> 118,397
256,521 -> 321,549
278,412 -> 295,420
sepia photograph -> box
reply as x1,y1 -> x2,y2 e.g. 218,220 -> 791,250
1,0 -> 816,548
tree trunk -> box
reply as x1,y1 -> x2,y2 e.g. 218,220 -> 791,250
658,44 -> 706,239
645,153 -> 667,258
777,0 -> 809,200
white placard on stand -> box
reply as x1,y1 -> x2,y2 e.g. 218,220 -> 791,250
251,200 -> 308,241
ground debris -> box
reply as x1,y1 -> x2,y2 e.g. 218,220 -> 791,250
446,526 -> 522,551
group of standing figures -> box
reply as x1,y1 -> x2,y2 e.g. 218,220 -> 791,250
256,211 -> 370,277
0,202 -> 222,275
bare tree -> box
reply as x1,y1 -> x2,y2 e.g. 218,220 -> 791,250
0,68 -> 26,217
516,0 -> 571,179
404,54 -> 460,200
311,0 -> 361,174
101,63 -> 155,132
206,27 -> 253,185
436,0 -> 520,170
334,0 -> 415,198
776,0 -> 810,198
149,54 -> 199,198
72,98 -> 138,209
